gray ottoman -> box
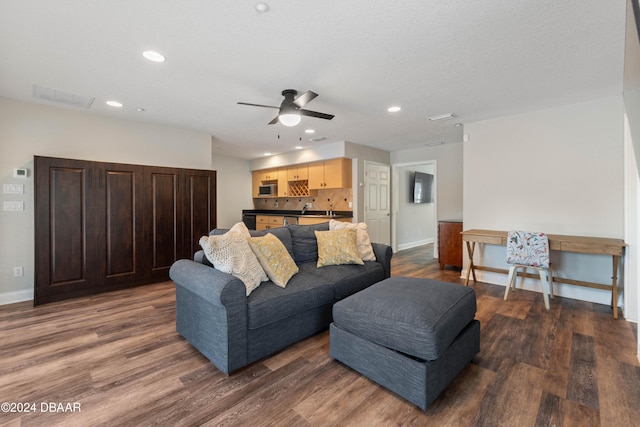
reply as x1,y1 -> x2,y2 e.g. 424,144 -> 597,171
330,277 -> 480,410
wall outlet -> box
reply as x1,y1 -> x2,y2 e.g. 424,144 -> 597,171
13,266 -> 23,277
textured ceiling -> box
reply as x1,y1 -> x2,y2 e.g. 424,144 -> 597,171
0,1 -> 627,159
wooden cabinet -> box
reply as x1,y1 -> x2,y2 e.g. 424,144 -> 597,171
252,168 -> 288,197
437,220 -> 463,270
253,158 -> 351,196
287,164 -> 308,181
308,158 -> 351,190
256,215 -> 284,230
297,217 -> 351,225
34,156 -> 216,304
255,168 -> 278,182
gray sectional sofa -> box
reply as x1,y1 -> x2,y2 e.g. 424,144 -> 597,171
169,222 -> 393,374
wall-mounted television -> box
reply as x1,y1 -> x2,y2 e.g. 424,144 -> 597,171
412,171 -> 434,204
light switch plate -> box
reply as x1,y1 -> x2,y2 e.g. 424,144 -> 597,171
3,184 -> 24,194
3,201 -> 24,211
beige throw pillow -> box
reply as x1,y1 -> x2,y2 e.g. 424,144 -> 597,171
249,233 -> 299,288
329,219 -> 376,261
315,228 -> 364,267
199,222 -> 267,296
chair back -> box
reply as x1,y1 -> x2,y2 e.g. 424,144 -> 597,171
506,230 -> 550,268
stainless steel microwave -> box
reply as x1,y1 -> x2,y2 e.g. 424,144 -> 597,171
258,184 -> 277,196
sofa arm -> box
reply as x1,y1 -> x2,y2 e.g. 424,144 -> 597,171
372,243 -> 393,279
169,259 -> 248,374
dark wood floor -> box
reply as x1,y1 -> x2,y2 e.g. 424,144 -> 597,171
1,245 -> 638,426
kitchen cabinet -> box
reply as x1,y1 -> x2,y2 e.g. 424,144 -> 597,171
34,156 -> 216,304
256,215 -> 284,230
308,158 -> 351,189
252,168 -> 288,197
287,164 -> 308,181
437,220 -> 463,270
297,217 -> 351,225
255,168 -> 279,182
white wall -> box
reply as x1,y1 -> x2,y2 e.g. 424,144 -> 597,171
0,97 -> 215,304
395,164 -> 436,250
463,96 -> 626,307
391,143 -> 464,222
211,152 -> 253,228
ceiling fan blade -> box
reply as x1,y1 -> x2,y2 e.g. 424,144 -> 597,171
299,109 -> 335,120
268,115 -> 280,125
293,91 -> 318,108
237,102 -> 279,109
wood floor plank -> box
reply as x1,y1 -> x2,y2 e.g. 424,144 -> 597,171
473,358 -> 545,426
0,244 -> 638,426
566,333 -> 599,410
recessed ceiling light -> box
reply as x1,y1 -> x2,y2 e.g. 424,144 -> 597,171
106,100 -> 123,108
387,106 -> 401,113
142,51 -> 166,63
304,129 -> 315,134
264,152 -> 272,156
428,113 -> 455,121
295,146 -> 303,150
255,2 -> 270,13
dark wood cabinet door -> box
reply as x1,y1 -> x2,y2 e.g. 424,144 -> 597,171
182,170 -> 217,256
98,165 -> 144,285
35,157 -> 98,304
35,156 -> 217,304
144,170 -> 181,280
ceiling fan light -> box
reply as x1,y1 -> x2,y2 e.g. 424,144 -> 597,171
279,113 -> 301,127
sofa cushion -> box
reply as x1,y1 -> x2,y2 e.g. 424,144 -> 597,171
287,222 -> 329,264
305,261 -> 384,300
246,274 -> 334,329
315,228 -> 363,267
249,233 -> 299,288
332,277 -> 477,361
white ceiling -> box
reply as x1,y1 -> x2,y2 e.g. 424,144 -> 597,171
0,1 -> 628,160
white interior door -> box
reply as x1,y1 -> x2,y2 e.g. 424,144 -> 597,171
364,161 -> 391,245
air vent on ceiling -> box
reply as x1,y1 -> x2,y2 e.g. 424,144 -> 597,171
309,136 -> 327,142
32,85 -> 95,109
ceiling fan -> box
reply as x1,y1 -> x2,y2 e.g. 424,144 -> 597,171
238,89 -> 335,127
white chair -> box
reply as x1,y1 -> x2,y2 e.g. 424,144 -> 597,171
504,230 -> 554,309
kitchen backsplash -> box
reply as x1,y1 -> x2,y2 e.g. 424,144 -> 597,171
253,188 -> 353,212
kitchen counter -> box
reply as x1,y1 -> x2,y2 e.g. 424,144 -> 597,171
242,209 -> 352,219
242,210 -> 353,230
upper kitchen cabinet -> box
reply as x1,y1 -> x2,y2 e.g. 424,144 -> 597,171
252,168 -> 288,197
287,164 -> 308,181
308,158 -> 351,190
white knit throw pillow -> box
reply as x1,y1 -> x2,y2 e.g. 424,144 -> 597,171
200,222 -> 267,295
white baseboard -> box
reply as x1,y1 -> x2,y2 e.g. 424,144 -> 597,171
397,238 -> 434,252
0,289 -> 33,306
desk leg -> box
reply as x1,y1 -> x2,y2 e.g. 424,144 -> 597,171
611,255 -> 620,319
464,241 -> 477,286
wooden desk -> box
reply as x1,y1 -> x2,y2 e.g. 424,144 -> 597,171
461,229 -> 626,318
